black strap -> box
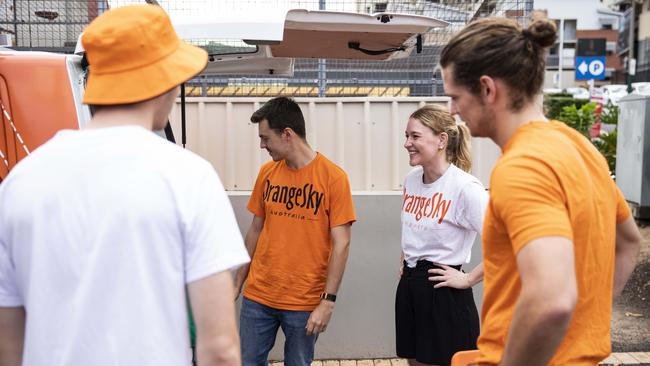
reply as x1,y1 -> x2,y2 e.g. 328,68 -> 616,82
180,83 -> 186,149
163,122 -> 175,143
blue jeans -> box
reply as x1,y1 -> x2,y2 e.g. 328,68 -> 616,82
240,297 -> 318,366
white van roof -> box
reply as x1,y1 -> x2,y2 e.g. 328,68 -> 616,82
76,8 -> 448,76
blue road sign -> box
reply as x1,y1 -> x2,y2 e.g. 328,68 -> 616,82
575,56 -> 606,80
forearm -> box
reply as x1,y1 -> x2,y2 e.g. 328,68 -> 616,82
500,291 -> 574,366
235,226 -> 261,289
197,333 -> 241,366
613,242 -> 640,297
324,240 -> 350,294
0,307 -> 25,366
467,262 -> 483,287
234,264 -> 250,290
190,272 -> 242,366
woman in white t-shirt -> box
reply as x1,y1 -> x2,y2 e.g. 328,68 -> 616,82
395,104 -> 488,366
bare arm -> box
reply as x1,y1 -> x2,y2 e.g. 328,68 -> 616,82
467,262 -> 483,286
429,262 -> 484,289
306,223 -> 352,335
188,271 -> 241,366
613,217 -> 641,297
500,237 -> 577,366
0,306 -> 25,366
233,215 -> 264,298
323,224 -> 352,296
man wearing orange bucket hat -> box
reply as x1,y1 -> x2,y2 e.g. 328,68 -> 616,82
0,4 -> 249,366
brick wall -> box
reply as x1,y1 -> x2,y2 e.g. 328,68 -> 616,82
576,29 -> 623,70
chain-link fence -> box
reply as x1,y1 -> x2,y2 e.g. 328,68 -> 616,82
1,0 -> 533,97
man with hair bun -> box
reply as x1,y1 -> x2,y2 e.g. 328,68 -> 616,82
440,13 -> 641,366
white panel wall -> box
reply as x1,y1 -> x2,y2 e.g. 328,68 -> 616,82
168,97 -> 501,359
169,97 -> 501,191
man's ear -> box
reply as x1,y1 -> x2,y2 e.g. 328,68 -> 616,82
479,75 -> 497,104
282,127 -> 294,140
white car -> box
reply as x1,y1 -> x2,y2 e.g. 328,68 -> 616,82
543,88 -> 563,94
601,84 -> 628,105
565,87 -> 590,99
632,82 -> 650,96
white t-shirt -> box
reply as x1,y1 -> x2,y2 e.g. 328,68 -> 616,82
401,164 -> 488,267
0,125 -> 250,366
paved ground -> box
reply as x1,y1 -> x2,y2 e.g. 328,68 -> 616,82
601,352 -> 650,365
269,353 -> 650,366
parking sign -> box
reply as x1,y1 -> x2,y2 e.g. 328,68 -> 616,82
575,56 -> 606,80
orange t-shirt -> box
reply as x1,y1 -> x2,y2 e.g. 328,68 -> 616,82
244,153 -> 356,311
478,121 -> 631,366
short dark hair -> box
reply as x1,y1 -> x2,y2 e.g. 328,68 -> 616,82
440,13 -> 556,111
250,97 -> 306,139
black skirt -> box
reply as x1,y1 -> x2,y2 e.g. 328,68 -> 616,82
395,260 -> 480,365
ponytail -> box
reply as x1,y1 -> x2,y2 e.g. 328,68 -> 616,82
449,124 -> 472,172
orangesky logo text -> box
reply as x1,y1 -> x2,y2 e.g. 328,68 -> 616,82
402,191 -> 452,223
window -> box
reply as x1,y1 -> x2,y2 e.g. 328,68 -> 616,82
563,19 -> 577,41
98,0 -> 109,13
374,2 -> 388,13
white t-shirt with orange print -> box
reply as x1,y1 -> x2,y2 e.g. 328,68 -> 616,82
401,164 -> 488,267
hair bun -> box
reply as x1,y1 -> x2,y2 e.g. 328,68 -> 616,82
526,13 -> 557,48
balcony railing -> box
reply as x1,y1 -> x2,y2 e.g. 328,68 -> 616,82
546,55 -> 575,69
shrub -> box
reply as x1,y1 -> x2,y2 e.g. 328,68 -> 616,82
547,97 -> 619,176
545,94 -> 591,120
558,102 -> 597,138
592,130 -> 617,174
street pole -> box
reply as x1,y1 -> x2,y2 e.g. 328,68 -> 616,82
65,0 -> 71,48
626,2 -> 635,93
317,0 -> 327,97
12,0 -> 17,44
558,19 -> 564,90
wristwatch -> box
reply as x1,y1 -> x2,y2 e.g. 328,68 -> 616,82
320,292 -> 337,302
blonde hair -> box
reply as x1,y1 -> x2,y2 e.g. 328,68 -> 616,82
410,104 -> 472,172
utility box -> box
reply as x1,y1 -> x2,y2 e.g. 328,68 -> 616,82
616,94 -> 650,219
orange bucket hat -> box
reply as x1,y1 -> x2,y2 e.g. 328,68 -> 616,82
81,4 -> 207,105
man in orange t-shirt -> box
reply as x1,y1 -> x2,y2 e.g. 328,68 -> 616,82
234,97 -> 356,366
439,14 -> 642,366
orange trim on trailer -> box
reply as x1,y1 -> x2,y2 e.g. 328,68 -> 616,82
0,51 -> 79,178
